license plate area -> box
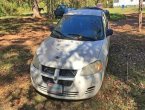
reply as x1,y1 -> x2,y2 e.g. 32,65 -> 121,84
47,82 -> 62,94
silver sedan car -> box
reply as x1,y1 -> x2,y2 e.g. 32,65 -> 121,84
30,9 -> 113,100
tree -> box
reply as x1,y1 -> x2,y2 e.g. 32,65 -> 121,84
32,0 -> 42,18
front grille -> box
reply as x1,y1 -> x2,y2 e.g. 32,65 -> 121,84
42,65 -> 55,75
42,76 -> 73,87
59,69 -> 77,77
41,65 -> 76,87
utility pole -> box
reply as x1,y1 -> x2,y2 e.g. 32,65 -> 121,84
139,0 -> 143,32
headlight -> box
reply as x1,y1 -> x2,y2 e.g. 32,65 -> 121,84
32,54 -> 40,69
81,60 -> 103,76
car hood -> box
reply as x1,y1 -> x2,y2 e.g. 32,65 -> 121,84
37,37 -> 103,69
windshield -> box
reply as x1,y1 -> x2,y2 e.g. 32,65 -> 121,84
51,15 -> 104,41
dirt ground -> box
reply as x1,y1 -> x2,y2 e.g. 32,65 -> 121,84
0,14 -> 145,110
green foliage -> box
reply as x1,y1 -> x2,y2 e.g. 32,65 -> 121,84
0,0 -> 17,16
0,0 -> 32,16
67,0 -> 112,8
0,0 -> 114,17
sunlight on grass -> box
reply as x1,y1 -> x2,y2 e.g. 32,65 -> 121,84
0,63 -> 13,73
0,51 -> 19,74
106,7 -> 145,21
107,7 -> 140,14
0,52 -> 12,73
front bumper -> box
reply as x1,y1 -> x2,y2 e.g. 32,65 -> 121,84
30,64 -> 104,100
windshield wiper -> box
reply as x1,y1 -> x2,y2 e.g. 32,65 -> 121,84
53,30 -> 66,38
68,33 -> 96,41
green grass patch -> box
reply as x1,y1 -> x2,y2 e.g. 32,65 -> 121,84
110,13 -> 126,21
107,7 -> 145,14
106,7 -> 145,21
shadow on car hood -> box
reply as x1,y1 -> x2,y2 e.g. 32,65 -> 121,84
37,37 -> 103,69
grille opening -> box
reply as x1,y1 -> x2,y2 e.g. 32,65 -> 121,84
41,65 -> 77,78
59,69 -> 77,77
42,76 -> 54,83
42,65 -> 55,75
42,76 -> 73,87
38,85 -> 79,97
58,80 -> 73,87
48,92 -> 78,97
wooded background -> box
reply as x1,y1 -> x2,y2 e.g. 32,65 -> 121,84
0,0 -> 113,17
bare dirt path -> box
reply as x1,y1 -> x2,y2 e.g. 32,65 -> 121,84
0,14 -> 145,110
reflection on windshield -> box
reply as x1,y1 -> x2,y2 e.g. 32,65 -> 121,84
51,15 -> 103,41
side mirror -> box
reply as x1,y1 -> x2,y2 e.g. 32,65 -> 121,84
106,29 -> 113,37
49,25 -> 55,31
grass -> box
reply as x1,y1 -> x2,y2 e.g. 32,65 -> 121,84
107,7 -> 145,21
110,13 -> 126,21
107,33 -> 145,109
107,7 -> 145,14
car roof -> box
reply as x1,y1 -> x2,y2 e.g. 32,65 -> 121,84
65,9 -> 103,16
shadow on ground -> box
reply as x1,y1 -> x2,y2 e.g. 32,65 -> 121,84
0,45 -> 32,85
107,30 -> 145,109
0,17 -> 55,35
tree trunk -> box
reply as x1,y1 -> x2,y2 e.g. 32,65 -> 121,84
46,0 -> 55,19
32,0 -> 42,18
139,0 -> 143,32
